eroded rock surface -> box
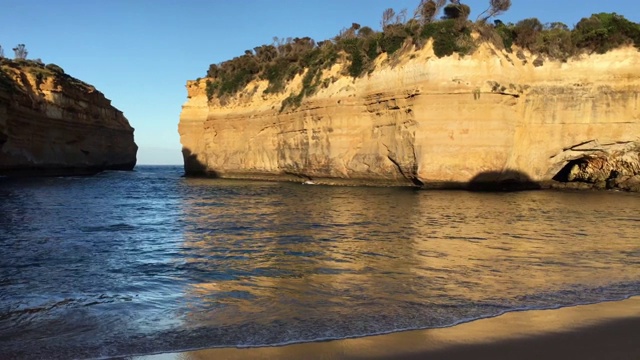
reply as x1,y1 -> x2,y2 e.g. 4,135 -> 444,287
550,140 -> 640,191
0,60 -> 137,176
179,42 -> 640,190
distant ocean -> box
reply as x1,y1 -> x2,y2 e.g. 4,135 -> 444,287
1,165 -> 639,359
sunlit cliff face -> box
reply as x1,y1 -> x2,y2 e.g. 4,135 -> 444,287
179,43 -> 639,189
0,61 -> 137,175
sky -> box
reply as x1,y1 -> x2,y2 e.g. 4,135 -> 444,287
1,0 -> 639,165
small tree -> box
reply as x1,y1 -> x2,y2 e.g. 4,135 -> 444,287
572,13 -> 640,54
395,8 -> 408,24
357,26 -> 375,38
417,0 -> 436,23
477,0 -> 512,22
337,23 -> 362,40
538,24 -> 574,60
13,44 -> 28,60
381,8 -> 396,28
513,18 -> 543,50
256,45 -> 278,63
415,0 -> 446,24
443,3 -> 471,20
547,22 -> 569,31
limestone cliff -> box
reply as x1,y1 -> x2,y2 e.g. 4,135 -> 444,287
179,42 -> 640,190
0,60 -> 137,176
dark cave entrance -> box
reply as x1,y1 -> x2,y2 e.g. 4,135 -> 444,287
552,158 -> 585,182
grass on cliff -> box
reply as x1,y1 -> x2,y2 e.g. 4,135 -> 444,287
204,13 -> 475,111
201,1 -> 640,111
0,58 -> 93,92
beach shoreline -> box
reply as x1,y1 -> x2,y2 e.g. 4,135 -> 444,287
135,296 -> 640,360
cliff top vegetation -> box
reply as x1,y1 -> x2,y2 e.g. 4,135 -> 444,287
0,45 -> 95,93
201,0 -> 640,110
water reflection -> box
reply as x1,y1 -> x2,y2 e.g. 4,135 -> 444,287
178,180 -> 640,347
1,168 -> 639,359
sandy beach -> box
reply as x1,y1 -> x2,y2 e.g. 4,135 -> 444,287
136,296 -> 640,360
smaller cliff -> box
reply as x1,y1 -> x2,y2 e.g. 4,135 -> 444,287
0,59 -> 137,176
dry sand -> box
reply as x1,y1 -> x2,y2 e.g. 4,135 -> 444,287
136,296 -> 640,360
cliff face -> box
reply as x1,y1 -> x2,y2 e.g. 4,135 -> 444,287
0,60 -> 137,176
179,43 -> 640,190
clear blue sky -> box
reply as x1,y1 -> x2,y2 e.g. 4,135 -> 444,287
1,0 -> 638,165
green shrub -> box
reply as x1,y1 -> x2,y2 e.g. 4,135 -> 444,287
380,34 -> 406,55
513,18 -> 543,51
262,57 -> 300,94
404,19 -> 421,37
276,41 -> 340,111
337,37 -> 368,78
299,56 -> 326,97
200,7 -> 640,105
280,92 -> 302,112
380,23 -> 409,55
495,23 -> 515,50
205,80 -> 216,100
504,13 -> 639,58
348,51 -> 366,77
45,63 -> 65,74
253,45 -> 278,64
443,4 -> 471,20
357,26 -> 375,38
207,64 -> 219,78
321,45 -> 340,65
538,26 -> 575,60
217,68 -> 254,96
366,36 -> 380,60
420,19 -> 472,58
336,30 -> 382,78
205,53 -> 260,100
573,13 -> 640,54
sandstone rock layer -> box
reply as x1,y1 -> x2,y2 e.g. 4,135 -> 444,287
0,61 -> 137,176
179,43 -> 640,189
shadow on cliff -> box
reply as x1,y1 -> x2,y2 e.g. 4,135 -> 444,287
466,169 -> 541,192
179,146 -> 540,191
182,147 -> 217,177
425,169 -> 541,192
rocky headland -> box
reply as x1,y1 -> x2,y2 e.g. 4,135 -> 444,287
0,59 -> 137,176
179,13 -> 640,191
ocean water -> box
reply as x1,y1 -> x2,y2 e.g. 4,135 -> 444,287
1,165 -> 639,359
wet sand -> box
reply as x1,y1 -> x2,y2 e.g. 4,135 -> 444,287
136,296 -> 640,360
